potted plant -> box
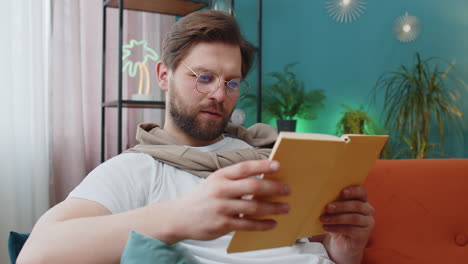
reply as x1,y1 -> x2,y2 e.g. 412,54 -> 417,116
372,52 -> 466,158
336,105 -> 397,159
245,62 -> 326,131
336,105 -> 380,135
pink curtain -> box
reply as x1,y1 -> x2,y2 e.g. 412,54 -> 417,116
50,0 -> 172,205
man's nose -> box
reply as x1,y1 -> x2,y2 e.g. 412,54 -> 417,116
208,82 -> 227,102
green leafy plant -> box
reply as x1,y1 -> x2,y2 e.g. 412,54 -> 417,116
372,52 -> 466,159
336,105 -> 380,135
245,62 -> 325,121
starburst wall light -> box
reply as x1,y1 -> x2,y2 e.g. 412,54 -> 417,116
326,0 -> 367,24
393,12 -> 421,43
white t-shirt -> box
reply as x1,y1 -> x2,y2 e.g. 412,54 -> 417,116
68,136 -> 334,264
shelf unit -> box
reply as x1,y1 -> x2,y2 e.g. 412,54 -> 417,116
105,0 -> 208,15
102,100 -> 166,108
101,0 -> 211,162
101,0 -> 262,162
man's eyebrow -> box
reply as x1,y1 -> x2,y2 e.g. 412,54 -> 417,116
226,74 -> 243,80
189,65 -> 211,73
190,65 -> 242,79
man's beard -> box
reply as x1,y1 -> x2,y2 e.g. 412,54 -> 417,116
169,86 -> 233,142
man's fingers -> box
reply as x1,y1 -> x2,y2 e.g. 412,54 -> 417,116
323,224 -> 367,234
320,213 -> 374,228
215,199 -> 290,216
219,160 -> 280,180
326,201 -> 374,216
306,234 -> 327,243
228,217 -> 277,232
341,185 -> 368,202
210,160 -> 289,198
216,177 -> 290,198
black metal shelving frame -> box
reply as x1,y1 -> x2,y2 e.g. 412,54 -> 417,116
100,0 -> 262,162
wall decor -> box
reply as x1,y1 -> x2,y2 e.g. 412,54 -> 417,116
393,12 -> 421,43
325,0 -> 367,24
122,39 -> 159,101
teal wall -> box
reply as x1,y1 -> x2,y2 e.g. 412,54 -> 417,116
235,0 -> 468,158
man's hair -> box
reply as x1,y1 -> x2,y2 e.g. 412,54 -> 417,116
161,10 -> 256,78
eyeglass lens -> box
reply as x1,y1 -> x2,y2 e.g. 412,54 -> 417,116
196,72 -> 249,100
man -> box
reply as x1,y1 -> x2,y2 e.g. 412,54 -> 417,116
18,10 -> 374,264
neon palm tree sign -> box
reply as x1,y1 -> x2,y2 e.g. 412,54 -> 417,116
122,39 -> 159,100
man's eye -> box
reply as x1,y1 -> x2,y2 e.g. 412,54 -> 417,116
227,80 -> 240,90
199,73 -> 215,83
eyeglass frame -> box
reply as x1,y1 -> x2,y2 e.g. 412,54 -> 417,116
179,61 -> 250,101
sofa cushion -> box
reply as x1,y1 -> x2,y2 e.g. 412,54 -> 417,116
8,232 -> 30,264
120,230 -> 201,264
363,159 -> 468,264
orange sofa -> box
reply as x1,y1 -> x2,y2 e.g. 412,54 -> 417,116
363,159 -> 468,264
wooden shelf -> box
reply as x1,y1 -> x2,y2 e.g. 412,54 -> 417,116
102,100 -> 166,109
104,0 -> 209,16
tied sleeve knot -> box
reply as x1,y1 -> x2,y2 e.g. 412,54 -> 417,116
125,123 -> 277,178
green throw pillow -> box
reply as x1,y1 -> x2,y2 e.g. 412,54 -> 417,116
120,230 -> 201,264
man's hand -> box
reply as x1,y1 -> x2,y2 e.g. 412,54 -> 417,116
169,160 -> 291,243
318,185 -> 374,264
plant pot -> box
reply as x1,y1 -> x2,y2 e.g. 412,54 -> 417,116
277,120 -> 297,132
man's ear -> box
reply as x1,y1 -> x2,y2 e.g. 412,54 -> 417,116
155,61 -> 169,92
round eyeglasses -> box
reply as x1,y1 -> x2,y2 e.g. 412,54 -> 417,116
181,61 -> 250,101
